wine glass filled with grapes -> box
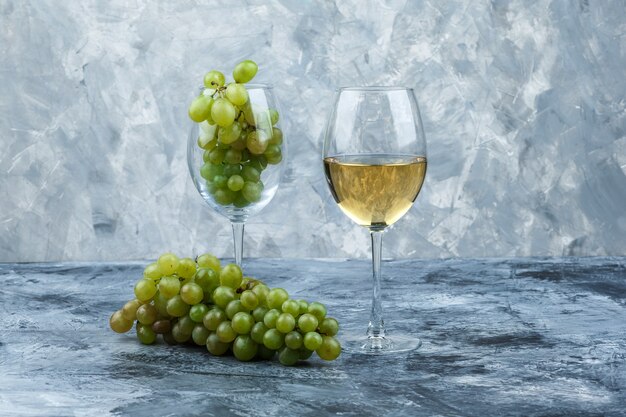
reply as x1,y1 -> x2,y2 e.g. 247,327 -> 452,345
187,60 -> 286,266
323,87 -> 427,353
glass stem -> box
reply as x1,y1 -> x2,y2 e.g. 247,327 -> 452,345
231,222 -> 245,267
367,230 -> 385,339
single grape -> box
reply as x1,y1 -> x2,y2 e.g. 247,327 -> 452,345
208,148 -> 226,165
231,312 -> 255,335
200,162 -> 223,181
252,284 -> 270,306
153,292 -> 170,318
225,83 -> 248,106
233,192 -> 250,208
319,317 -> 339,336
211,98 -> 237,128
297,299 -> 309,315
177,258 -> 197,279
189,304 -> 209,323
248,155 -> 268,171
303,332 -> 323,351
297,313 -> 318,333
163,332 -> 177,345
136,303 -> 158,325
157,253 -> 180,276
178,315 -> 196,335
197,253 -> 221,272
136,323 -> 157,345
227,174 -> 245,192
213,286 -> 236,309
240,290 -> 259,310
267,288 -> 289,310
233,335 -> 258,362
223,163 -> 242,177
281,299 -> 300,317
263,309 -> 280,329
158,275 -> 181,298
263,328 -> 284,350
166,295 -> 190,317
269,127 -> 283,145
203,307 -> 227,331
308,302 -> 327,321
256,345 -> 276,360
152,319 -> 172,334
110,310 -> 133,333
266,152 -> 282,165
212,174 -> 228,190
276,313 -> 296,334
188,95 -> 213,122
250,322 -> 268,344
220,264 -> 243,289
143,263 -> 162,280
264,144 -> 281,159
214,189 -> 236,205
134,279 -> 157,302
278,347 -> 299,366
285,331 -> 303,350
316,336 -> 341,361
192,324 -> 211,346
225,300 -> 247,320
121,299 -> 143,321
252,306 -> 269,322
242,181 -> 262,203
218,122 -> 241,145
171,322 -> 191,343
204,70 -> 225,88
180,282 -> 203,305
224,149 -> 242,165
269,109 -> 279,125
232,60 -> 258,84
206,332 -> 230,356
246,130 -> 269,155
241,166 -> 261,183
298,348 -> 314,360
193,268 -> 220,295
216,321 -> 237,343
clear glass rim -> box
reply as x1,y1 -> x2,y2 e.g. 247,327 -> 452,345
338,86 -> 413,92
198,83 -> 273,91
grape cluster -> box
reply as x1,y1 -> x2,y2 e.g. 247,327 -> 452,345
188,60 -> 283,207
109,253 -> 341,366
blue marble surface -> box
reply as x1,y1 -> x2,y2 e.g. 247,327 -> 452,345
1,257 -> 625,416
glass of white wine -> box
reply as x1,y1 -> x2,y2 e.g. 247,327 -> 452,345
323,86 -> 427,354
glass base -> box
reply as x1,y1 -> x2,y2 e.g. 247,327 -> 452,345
341,333 -> 422,354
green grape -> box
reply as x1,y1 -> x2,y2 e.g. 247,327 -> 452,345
143,263 -> 162,280
218,123 -> 241,145
211,98 -> 237,127
267,288 -> 289,310
153,292 -> 170,318
266,152 -> 282,165
136,323 -> 157,345
223,163 -> 242,177
212,175 -> 228,189
177,258 -> 197,279
256,345 -> 276,360
166,295 -> 190,317
232,60 -> 258,84
269,127 -> 283,145
241,149 -> 251,163
225,300 -> 247,320
263,328 -> 284,350
157,253 -> 180,276
231,138 -> 247,151
203,307 -> 227,331
202,150 -> 211,162
220,264 -> 243,289
162,331 -> 177,345
189,304 -> 209,323
281,300 -> 300,317
233,335 -> 258,361
285,331 -> 303,350
303,332 -> 323,351
216,321 -> 237,343
225,83 -> 248,106
248,155 -> 268,171
212,286 -> 236,309
240,290 -> 258,310
171,322 -> 191,343
269,109 -> 279,125
152,319 -> 172,334
158,275 -> 180,298
216,140 -> 231,150
252,306 -> 269,322
264,144 -> 281,159
214,189 -> 236,205
319,317 -> 339,336
316,336 -> 341,361
121,299 -> 142,321
227,174 -> 245,191
297,299 -> 309,315
224,149 -> 242,164
233,193 -> 250,208
278,347 -> 299,366
242,181 -> 262,203
208,149 -> 226,165
188,95 -> 213,122
197,253 -> 220,272
178,315 -> 196,335
136,303 -> 158,325
246,130 -> 269,155
204,70 -> 225,88
110,310 -> 133,333
250,322 -> 268,344
231,312 -> 255,335
206,332 -> 230,356
276,313 -> 296,334
180,282 -> 204,305
298,348 -> 314,360
134,279 -> 157,302
308,302 -> 327,321
194,267 -> 220,295
200,162 -> 223,181
263,309 -> 280,328
297,313 -> 318,333
241,166 -> 261,183
192,324 -> 211,346
252,284 -> 270,306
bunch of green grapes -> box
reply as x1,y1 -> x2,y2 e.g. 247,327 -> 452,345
188,60 -> 284,207
109,252 -> 341,366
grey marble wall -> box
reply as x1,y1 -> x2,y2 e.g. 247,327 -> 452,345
1,0 -> 625,262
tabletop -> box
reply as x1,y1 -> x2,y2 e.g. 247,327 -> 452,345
1,257 -> 625,416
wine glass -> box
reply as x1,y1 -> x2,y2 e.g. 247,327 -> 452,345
188,84 -> 286,266
322,86 -> 427,353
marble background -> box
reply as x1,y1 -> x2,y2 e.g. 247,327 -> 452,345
1,0 -> 625,262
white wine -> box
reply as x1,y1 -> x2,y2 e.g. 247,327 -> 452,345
323,154 -> 427,229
